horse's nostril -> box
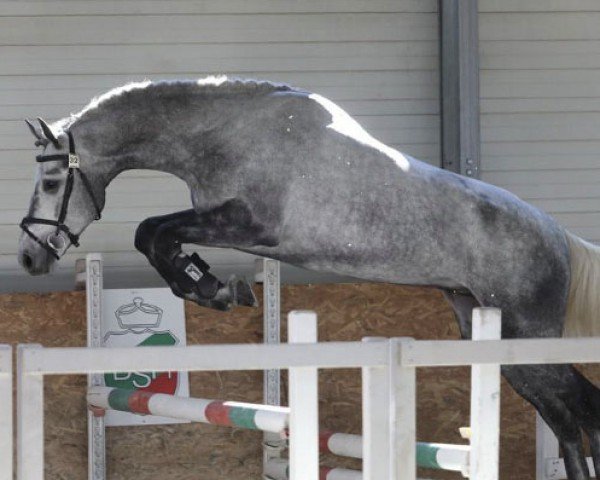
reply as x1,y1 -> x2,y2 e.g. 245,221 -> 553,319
21,253 -> 33,270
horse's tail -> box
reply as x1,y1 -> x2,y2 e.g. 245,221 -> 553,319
564,230 -> 600,337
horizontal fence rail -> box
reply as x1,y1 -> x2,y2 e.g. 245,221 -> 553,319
401,337 -> 600,367
19,337 -> 600,377
19,342 -> 389,375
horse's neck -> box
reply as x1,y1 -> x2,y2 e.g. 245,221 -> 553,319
74,107 -> 206,189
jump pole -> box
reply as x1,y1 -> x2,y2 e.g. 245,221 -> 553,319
88,386 -> 289,433
320,431 -> 470,472
88,386 -> 469,472
264,459 -> 361,480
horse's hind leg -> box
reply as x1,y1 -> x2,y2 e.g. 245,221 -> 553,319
503,364 -> 593,479
134,201 -> 273,310
575,370 -> 600,478
568,369 -> 600,478
443,290 -> 598,479
589,430 -> 600,478
496,301 -> 600,480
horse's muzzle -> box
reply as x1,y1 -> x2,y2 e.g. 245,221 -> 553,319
18,233 -> 55,275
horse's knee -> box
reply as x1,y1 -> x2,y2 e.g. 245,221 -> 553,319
134,218 -> 161,255
153,224 -> 177,256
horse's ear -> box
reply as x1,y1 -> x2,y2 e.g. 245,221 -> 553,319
37,117 -> 60,148
25,119 -> 43,140
25,119 -> 50,147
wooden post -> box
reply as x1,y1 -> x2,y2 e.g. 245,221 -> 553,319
362,337 -> 390,480
470,308 -> 501,480
0,345 -> 12,480
390,338 -> 417,480
17,344 -> 44,480
288,311 -> 319,480
536,413 -> 558,480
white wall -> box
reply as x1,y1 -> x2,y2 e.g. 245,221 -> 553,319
479,0 -> 600,243
0,0 -> 440,292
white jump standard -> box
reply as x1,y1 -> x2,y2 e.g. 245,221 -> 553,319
0,345 -> 12,480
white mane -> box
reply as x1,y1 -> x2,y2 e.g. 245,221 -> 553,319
55,75 -> 230,130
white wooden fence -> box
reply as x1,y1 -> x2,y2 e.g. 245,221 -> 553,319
9,309 -> 600,479
15,308 -> 504,480
0,345 -> 11,480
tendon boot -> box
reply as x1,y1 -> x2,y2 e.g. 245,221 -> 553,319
172,252 -> 223,299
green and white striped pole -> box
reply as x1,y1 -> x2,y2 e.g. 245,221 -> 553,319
88,387 -> 288,434
88,386 -> 470,473
264,459 -> 361,480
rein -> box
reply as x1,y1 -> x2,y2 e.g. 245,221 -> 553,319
20,131 -> 102,260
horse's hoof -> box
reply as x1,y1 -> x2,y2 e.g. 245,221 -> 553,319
176,274 -> 256,311
211,281 -> 237,310
233,276 -> 258,307
175,287 -> 233,312
209,298 -> 234,311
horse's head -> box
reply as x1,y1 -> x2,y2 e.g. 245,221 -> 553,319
18,118 -> 103,275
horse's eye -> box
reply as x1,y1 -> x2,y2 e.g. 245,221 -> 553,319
42,179 -> 60,193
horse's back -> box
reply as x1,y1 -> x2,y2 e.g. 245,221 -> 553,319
227,90 -> 571,314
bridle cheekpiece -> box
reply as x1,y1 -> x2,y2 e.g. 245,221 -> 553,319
20,131 -> 102,260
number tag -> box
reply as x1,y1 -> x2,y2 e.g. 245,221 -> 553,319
185,263 -> 203,282
68,153 -> 80,168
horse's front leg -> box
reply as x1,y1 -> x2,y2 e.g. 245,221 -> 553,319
134,204 -> 261,310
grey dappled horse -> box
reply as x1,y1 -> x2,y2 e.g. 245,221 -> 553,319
18,78 -> 600,479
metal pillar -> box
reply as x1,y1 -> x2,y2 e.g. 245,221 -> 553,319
439,0 -> 481,178
255,259 -> 285,475
86,254 -> 106,480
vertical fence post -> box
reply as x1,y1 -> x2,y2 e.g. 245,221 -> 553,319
470,307 -> 501,480
17,344 -> 44,480
86,253 -> 106,480
362,337 -> 390,480
288,311 -> 319,480
391,338 -> 417,480
0,345 -> 12,480
256,259 -> 285,475
536,413 -> 559,480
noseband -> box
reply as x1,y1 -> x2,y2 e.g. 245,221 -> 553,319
20,131 -> 102,260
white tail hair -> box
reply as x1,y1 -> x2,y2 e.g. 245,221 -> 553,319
564,230 -> 600,337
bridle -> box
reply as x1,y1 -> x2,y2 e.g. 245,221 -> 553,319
20,131 -> 102,260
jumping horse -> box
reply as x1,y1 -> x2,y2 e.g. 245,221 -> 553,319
18,77 -> 600,479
